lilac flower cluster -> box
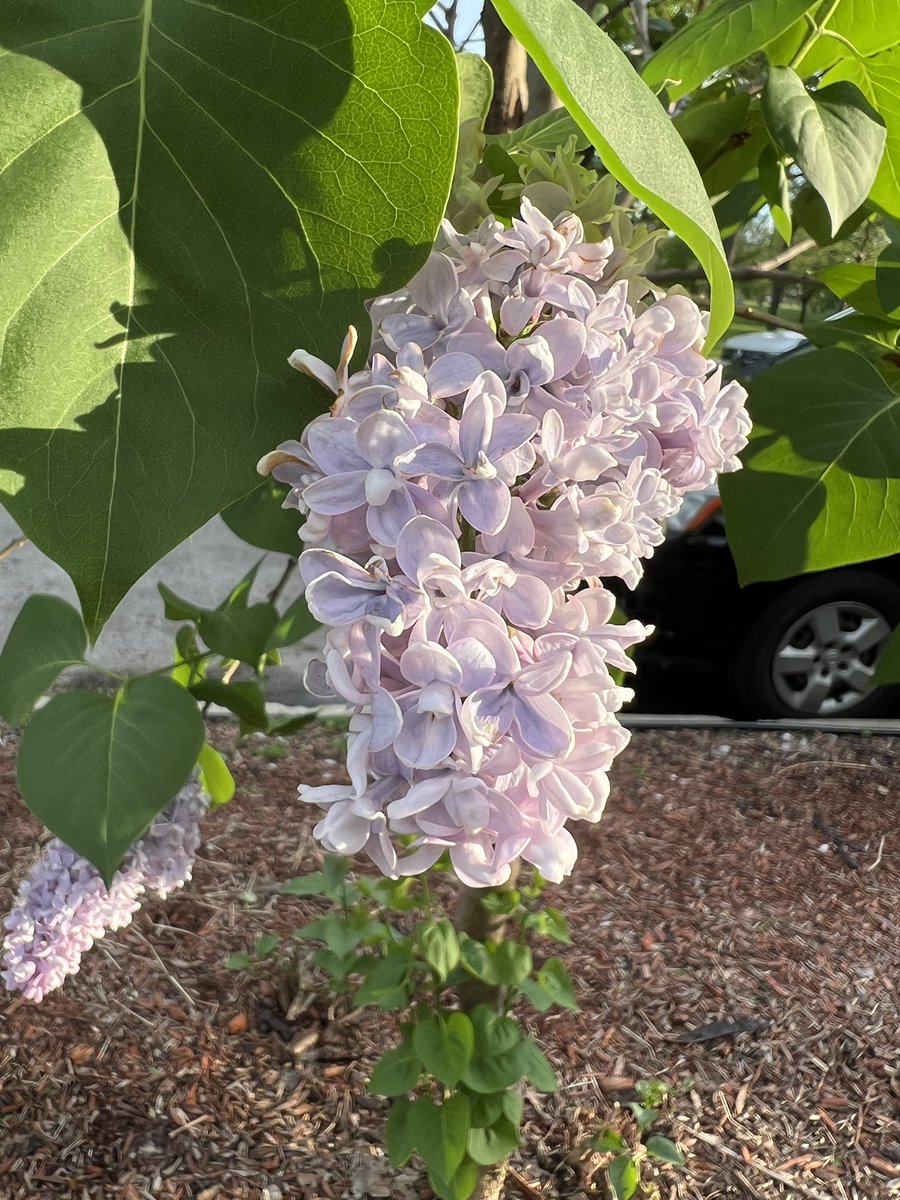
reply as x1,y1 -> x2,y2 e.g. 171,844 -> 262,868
262,199 -> 749,887
2,783 -> 207,1002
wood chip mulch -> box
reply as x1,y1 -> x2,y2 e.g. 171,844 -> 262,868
1,723 -> 898,1200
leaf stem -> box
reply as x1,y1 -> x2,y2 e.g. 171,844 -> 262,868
0,535 -> 27,562
267,557 -> 295,605
789,0 -> 844,71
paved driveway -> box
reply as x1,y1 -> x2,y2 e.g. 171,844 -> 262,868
0,508 -> 319,703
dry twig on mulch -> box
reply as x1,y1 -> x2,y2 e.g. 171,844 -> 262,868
1,724 -> 898,1200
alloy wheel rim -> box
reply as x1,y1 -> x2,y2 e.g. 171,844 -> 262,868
770,601 -> 891,715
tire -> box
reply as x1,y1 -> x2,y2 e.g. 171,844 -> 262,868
729,570 -> 900,719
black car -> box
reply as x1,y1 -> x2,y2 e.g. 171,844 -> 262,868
618,325 -> 900,720
619,487 -> 900,719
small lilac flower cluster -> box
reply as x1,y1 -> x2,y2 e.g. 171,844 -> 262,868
261,200 -> 749,887
2,783 -> 207,1001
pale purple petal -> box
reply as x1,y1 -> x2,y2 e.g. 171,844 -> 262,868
457,477 -> 510,535
396,443 -> 466,481
303,471 -> 368,516
356,410 -> 418,468
395,709 -> 457,769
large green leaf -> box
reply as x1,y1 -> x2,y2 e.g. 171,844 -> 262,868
0,1 -> 457,638
0,594 -> 86,724
406,1094 -> 471,1180
221,479 -> 302,556
828,48 -> 900,220
766,0 -> 900,77
490,0 -> 734,349
642,0 -> 816,101
412,1012 -> 475,1088
762,68 -> 886,235
720,348 -> 900,584
17,674 -> 204,882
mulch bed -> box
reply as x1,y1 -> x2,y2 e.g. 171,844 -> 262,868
1,722 -> 898,1200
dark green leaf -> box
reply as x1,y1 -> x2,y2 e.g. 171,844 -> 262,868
407,1094 -> 471,1179
537,958 -> 580,1010
197,603 -> 279,666
503,1088 -> 524,1126
225,951 -> 252,970
469,1093 -> 506,1129
196,742 -> 235,807
674,89 -> 752,167
467,1115 -> 520,1166
459,937 -> 501,985
608,1153 -> 639,1200
518,978 -> 555,1012
701,100 -> 770,197
355,947 -> 415,1010
172,624 -> 205,687
0,2 -> 457,638
254,934 -> 280,958
157,583 -> 206,624
593,1127 -> 628,1153
462,1007 -> 527,1093
268,712 -> 317,735
758,145 -> 792,244
490,0 -> 733,348
386,1097 -> 416,1168
267,594 -> 318,649
876,242 -> 900,318
0,595 -> 86,725
642,0 -> 816,101
713,178 -> 765,237
296,911 -> 385,957
189,679 -> 268,731
646,1135 -> 685,1166
369,1042 -> 422,1097
631,1104 -> 659,1132
792,183 -> 870,246
518,1038 -> 558,1093
804,311 -> 899,362
17,675 -> 204,883
481,888 -> 520,916
493,941 -> 533,987
470,1006 -> 521,1056
221,479 -> 302,556
427,1159 -> 479,1200
828,48 -> 900,220
762,69 -> 886,235
413,1012 -> 475,1087
720,348 -> 900,583
418,918 -> 460,981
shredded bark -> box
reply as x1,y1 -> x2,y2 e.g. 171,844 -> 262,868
1,724 -> 898,1199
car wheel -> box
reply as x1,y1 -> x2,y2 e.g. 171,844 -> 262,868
730,571 -> 900,719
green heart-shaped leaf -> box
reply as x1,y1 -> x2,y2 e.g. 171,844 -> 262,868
17,675 -> 204,883
762,68 -> 886,235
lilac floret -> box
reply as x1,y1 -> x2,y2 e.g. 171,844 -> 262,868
2,782 -> 208,1002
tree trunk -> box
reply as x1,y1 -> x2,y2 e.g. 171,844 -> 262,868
454,862 -> 521,1010
454,865 -> 521,1198
482,2 -> 529,134
470,1161 -> 508,1200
